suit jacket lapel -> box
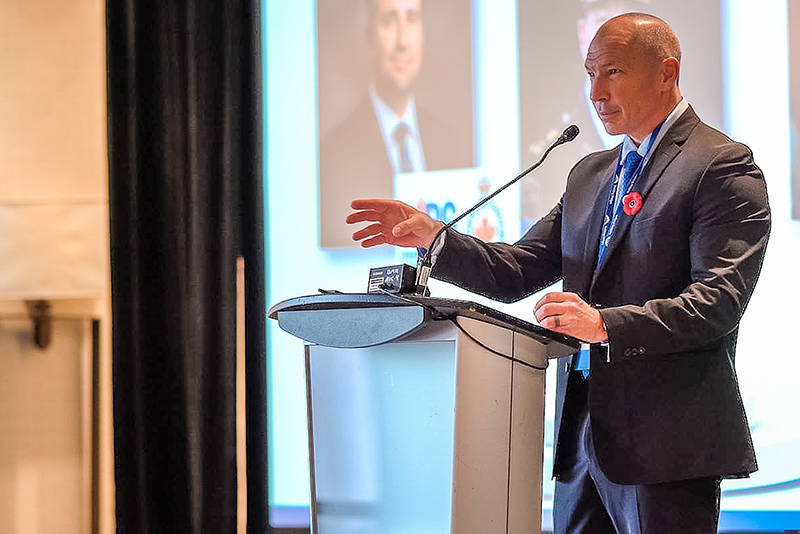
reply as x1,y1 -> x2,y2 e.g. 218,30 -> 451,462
582,155 -> 618,290
591,106 -> 699,284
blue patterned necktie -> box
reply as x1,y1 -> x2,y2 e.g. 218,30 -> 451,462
596,149 -> 644,266
574,344 -> 591,378
619,150 -> 643,200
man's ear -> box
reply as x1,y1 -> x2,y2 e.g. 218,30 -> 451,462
662,57 -> 680,86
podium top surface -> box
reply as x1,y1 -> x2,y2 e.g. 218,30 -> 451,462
269,293 -> 581,355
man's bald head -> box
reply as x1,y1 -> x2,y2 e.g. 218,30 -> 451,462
595,13 -> 681,69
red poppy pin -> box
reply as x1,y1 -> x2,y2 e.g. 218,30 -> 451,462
622,192 -> 643,215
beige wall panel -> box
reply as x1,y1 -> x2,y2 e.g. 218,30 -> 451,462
0,317 -> 87,534
0,0 -> 106,200
0,203 -> 107,299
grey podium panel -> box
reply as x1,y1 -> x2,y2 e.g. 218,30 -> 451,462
305,319 -> 547,534
308,340 -> 457,533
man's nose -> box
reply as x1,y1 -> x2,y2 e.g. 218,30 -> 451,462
395,18 -> 409,49
589,78 -> 607,102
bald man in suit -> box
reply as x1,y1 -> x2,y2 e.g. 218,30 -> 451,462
347,13 -> 770,533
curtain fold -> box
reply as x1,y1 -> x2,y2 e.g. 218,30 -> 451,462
106,0 -> 265,531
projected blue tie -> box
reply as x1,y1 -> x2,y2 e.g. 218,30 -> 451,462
393,122 -> 413,173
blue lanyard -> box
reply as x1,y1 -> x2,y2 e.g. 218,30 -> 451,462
597,123 -> 663,265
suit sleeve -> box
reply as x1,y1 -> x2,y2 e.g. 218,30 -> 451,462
432,202 -> 565,303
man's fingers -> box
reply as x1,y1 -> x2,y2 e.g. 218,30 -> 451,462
535,291 -> 578,308
534,302 -> 564,323
531,291 -> 606,342
351,198 -> 390,210
347,209 -> 388,225
349,199 -> 440,248
533,292 -> 583,328
392,219 -> 417,238
359,234 -> 388,248
346,211 -> 371,224
539,313 -> 565,331
351,223 -> 382,241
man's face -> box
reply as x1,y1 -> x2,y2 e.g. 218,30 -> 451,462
369,0 -> 424,94
584,26 -> 665,144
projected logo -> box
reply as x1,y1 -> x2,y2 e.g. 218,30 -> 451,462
394,168 -> 518,244
465,178 -> 505,242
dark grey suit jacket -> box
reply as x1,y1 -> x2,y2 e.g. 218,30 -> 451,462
433,106 -> 771,485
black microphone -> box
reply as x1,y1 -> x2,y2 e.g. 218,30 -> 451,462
414,124 -> 580,295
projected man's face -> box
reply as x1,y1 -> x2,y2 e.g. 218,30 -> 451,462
369,0 -> 424,99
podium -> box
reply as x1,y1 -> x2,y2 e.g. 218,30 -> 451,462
269,293 -> 580,534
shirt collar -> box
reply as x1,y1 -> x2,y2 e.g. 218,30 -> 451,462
369,85 -> 419,142
621,98 -> 689,163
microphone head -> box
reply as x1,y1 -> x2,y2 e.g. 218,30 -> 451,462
560,124 -> 580,144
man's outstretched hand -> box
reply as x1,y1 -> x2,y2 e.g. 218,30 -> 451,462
347,199 -> 443,249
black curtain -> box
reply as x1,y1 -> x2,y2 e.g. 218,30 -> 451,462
106,0 -> 267,531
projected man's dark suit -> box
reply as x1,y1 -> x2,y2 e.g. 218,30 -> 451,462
520,91 -> 617,228
319,96 -> 471,248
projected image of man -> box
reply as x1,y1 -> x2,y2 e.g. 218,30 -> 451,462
319,0 -> 472,248
369,0 -> 426,174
